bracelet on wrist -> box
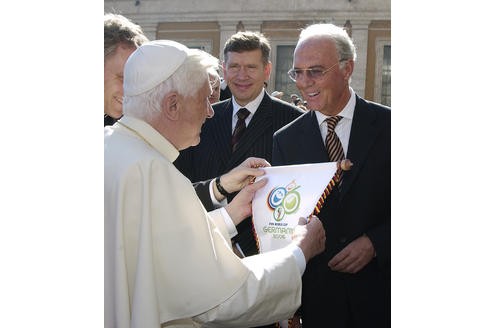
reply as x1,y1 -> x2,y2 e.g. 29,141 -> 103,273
215,176 -> 231,197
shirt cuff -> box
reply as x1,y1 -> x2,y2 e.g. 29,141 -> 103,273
285,243 -> 306,276
209,179 -> 228,208
219,207 -> 238,239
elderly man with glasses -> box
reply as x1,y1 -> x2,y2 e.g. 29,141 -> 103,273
273,23 -> 391,328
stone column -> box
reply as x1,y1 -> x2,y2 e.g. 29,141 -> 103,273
218,21 -> 238,62
337,19 -> 370,97
218,20 -> 263,62
241,20 -> 262,33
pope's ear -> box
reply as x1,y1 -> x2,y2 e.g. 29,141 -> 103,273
161,92 -> 180,120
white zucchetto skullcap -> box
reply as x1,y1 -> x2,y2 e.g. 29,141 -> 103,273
124,40 -> 188,96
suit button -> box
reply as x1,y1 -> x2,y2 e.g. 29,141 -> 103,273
339,237 -> 347,243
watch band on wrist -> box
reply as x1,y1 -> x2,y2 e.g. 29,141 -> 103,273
215,176 -> 231,197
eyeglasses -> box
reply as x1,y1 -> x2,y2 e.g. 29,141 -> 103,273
287,60 -> 345,82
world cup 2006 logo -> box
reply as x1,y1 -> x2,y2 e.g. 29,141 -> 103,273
267,180 -> 301,221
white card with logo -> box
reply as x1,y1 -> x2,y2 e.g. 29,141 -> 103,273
252,162 -> 337,253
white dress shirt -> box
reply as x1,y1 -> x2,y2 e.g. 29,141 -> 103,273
231,88 -> 265,131
314,87 -> 356,156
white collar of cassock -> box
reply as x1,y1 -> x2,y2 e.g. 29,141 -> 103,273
117,115 -> 180,162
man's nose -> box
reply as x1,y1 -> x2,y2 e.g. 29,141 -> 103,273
236,66 -> 249,78
297,72 -> 314,88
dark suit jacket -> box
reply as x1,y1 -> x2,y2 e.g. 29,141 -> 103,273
104,115 -> 117,127
272,95 -> 391,328
219,84 -> 232,101
191,180 -> 215,211
175,91 -> 304,255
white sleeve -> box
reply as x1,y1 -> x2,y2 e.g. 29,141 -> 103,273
209,179 -> 228,208
208,207 -> 238,240
192,245 -> 303,327
285,242 -> 306,275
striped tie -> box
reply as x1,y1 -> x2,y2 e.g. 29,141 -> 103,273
231,108 -> 250,152
325,116 -> 345,161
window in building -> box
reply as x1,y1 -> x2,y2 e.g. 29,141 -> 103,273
274,45 -> 299,103
373,39 -> 391,107
175,39 -> 212,54
381,45 -> 391,106
155,22 -> 220,58
365,20 -> 391,106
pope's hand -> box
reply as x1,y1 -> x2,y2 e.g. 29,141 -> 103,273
291,216 -> 326,262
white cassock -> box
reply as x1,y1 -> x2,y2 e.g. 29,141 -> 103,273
104,116 -> 303,328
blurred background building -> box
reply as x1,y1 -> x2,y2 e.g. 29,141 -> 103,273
104,0 -> 390,106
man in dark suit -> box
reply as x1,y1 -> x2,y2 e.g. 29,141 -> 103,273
272,23 -> 390,327
175,31 -> 304,259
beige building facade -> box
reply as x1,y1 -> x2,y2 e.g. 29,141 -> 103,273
104,0 -> 390,106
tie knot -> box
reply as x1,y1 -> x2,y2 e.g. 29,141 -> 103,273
237,108 -> 250,120
326,116 -> 342,132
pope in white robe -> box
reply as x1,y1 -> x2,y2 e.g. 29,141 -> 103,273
104,40 -> 325,328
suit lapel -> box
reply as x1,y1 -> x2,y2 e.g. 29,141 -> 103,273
226,92 -> 273,169
295,111 -> 329,164
339,96 -> 380,199
209,100 -> 233,169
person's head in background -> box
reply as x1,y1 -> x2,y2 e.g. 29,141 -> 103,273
104,13 -> 148,120
208,67 -> 221,104
222,31 -> 272,107
123,40 -> 218,150
271,91 -> 284,99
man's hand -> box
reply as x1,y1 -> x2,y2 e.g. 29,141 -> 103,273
213,157 -> 270,201
291,216 -> 326,262
328,235 -> 375,273
224,178 -> 268,226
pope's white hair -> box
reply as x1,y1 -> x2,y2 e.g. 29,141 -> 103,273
124,48 -> 219,122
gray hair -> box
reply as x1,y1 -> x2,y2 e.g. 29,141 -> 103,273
207,65 -> 221,85
123,49 -> 219,121
299,23 -> 356,67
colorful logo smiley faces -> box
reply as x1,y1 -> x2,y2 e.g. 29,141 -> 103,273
267,180 -> 301,221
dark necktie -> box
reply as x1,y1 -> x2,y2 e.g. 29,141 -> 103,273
325,116 -> 345,161
231,107 -> 250,152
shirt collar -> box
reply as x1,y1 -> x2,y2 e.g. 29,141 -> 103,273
232,88 -> 265,117
116,116 -> 180,162
315,87 -> 356,127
